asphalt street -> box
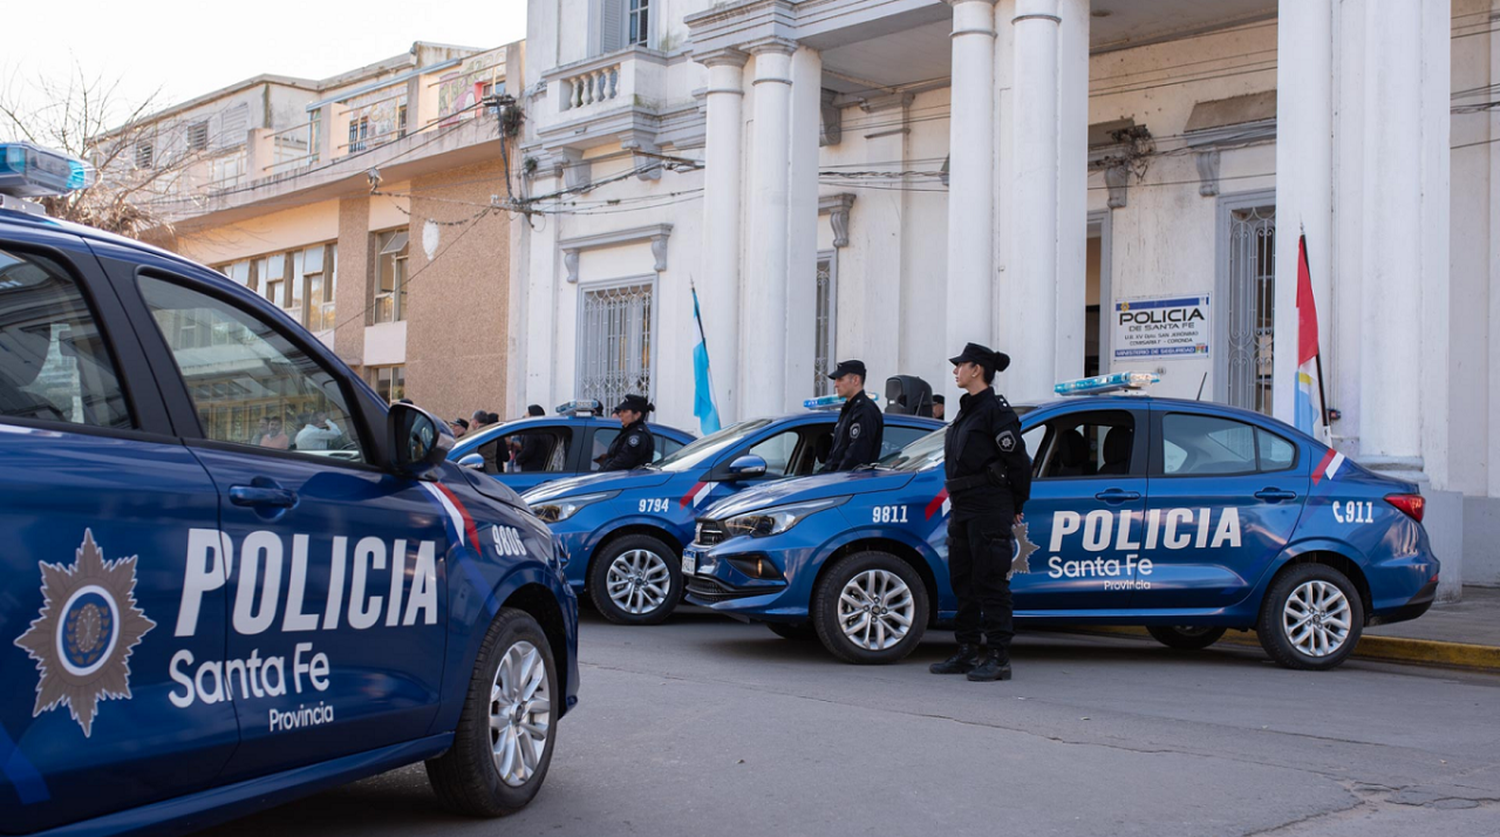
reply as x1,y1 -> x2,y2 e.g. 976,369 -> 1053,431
198,611 -> 1500,837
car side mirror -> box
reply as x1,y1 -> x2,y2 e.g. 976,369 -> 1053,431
457,453 -> 485,471
723,455 -> 768,480
389,403 -> 454,480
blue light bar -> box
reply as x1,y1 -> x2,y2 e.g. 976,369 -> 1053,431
555,399 -> 603,416
803,392 -> 881,411
0,142 -> 96,199
1054,372 -> 1160,396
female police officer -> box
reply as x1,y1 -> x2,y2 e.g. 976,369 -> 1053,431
929,343 -> 1031,682
597,394 -> 656,471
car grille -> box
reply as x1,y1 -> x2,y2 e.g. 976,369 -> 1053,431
685,575 -> 754,603
695,519 -> 728,547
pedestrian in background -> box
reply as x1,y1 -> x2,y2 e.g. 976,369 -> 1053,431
819,359 -> 883,472
472,410 -> 502,474
259,416 -> 290,450
514,405 -> 550,472
597,394 -> 655,471
449,417 -> 470,439
932,395 -> 946,422
930,343 -> 1031,683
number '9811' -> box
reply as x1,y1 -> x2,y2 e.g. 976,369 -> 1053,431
872,505 -> 909,524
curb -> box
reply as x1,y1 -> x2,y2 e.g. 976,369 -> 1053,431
1055,626 -> 1500,673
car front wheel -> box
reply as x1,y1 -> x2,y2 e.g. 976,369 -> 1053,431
588,534 -> 681,625
1257,563 -> 1365,671
812,551 -> 929,665
427,608 -> 557,816
1146,625 -> 1227,650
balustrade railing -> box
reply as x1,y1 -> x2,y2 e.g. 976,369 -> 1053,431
562,64 -> 621,110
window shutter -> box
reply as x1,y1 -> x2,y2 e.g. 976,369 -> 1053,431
216,103 -> 249,148
598,0 -> 626,53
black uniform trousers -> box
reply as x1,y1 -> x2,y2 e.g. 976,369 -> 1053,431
947,513 -> 1015,650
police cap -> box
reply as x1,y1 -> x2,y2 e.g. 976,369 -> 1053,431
612,394 -> 654,415
948,342 -> 1011,373
828,359 -> 867,380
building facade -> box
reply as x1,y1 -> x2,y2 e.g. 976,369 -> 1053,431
513,0 -> 1500,592
123,41 -> 524,423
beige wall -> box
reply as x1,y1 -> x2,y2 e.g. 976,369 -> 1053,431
335,196 -> 372,366
404,158 -> 512,421
178,200 -> 340,265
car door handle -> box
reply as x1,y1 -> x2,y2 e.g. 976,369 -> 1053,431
1095,488 -> 1141,503
1254,488 -> 1298,502
230,485 -> 299,508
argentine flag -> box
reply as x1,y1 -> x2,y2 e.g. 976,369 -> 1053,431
690,283 -> 722,435
1294,234 -> 1324,437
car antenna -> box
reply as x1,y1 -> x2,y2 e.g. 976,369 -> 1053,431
1195,372 -> 1208,401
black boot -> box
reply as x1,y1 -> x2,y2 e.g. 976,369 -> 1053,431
929,644 -> 981,675
966,649 -> 1013,682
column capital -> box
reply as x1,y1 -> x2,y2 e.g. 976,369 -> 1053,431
695,48 -> 749,69
744,37 -> 798,58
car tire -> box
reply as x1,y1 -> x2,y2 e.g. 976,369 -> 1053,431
1256,562 -> 1365,671
766,621 -> 818,641
812,551 -> 929,665
588,534 -> 681,625
1146,625 -> 1227,650
426,608 -> 558,816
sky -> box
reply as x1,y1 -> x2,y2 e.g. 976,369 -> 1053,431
5,0 -> 527,128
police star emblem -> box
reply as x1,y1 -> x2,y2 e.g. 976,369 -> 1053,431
13,530 -> 156,737
1008,522 -> 1040,580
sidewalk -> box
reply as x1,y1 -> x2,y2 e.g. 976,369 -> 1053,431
1354,585 -> 1500,670
1059,586 -> 1500,672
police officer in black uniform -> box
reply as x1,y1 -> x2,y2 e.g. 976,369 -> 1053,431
819,359 -> 884,472
597,394 -> 656,471
930,343 -> 1031,682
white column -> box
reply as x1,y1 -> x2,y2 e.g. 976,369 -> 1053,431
700,50 -> 748,422
1006,0 -> 1061,402
1272,0 -> 1333,431
1491,0 -> 1500,499
1357,0 -> 1424,476
1055,0 -> 1090,382
744,42 -> 795,416
945,0 -> 999,354
784,46 -> 822,408
524,165 -> 563,411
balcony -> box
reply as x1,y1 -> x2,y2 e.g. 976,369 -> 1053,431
533,46 -> 671,154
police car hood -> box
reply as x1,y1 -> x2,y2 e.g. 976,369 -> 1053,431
522,469 -> 674,503
704,468 -> 916,519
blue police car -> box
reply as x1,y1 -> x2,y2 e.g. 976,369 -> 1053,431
447,402 -> 693,492
520,406 -> 942,625
683,373 -> 1438,670
0,143 -> 578,834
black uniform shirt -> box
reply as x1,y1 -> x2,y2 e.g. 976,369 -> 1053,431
514,433 -> 550,472
820,390 -> 884,472
598,419 -> 655,471
943,387 -> 1031,518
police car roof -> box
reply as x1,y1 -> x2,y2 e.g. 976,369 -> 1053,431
0,204 -> 208,276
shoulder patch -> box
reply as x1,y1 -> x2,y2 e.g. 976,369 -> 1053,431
850,423 -> 861,438
628,434 -> 641,447
998,429 -> 1016,452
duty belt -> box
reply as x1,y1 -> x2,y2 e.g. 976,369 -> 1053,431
944,474 -> 992,494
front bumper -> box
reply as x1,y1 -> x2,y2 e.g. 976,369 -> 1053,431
681,520 -> 838,620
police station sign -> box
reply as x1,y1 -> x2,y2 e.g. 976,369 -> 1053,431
1113,294 -> 1211,360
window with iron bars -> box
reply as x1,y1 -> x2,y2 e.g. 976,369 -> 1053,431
577,281 -> 653,410
1225,205 -> 1276,416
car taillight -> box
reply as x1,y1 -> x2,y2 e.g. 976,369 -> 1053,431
1385,493 -> 1425,522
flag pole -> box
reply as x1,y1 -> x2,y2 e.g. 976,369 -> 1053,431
1299,231 -> 1332,433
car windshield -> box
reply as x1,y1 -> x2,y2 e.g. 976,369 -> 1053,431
878,427 -> 947,472
653,418 -> 774,472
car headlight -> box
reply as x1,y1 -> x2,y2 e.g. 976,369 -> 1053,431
530,491 -> 619,523
722,496 -> 849,538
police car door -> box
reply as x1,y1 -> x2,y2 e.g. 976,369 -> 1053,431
1014,406 -> 1150,612
1136,407 -> 1307,609
0,231 -> 237,831
117,266 -> 448,779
